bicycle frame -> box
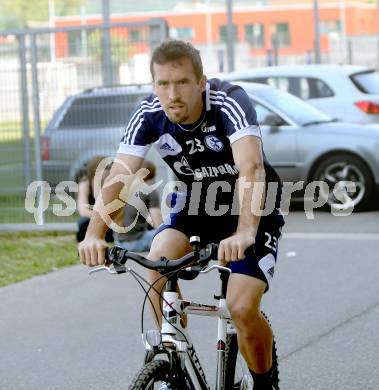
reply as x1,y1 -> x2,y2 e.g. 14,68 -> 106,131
88,246 -> 252,389
145,270 -> 236,390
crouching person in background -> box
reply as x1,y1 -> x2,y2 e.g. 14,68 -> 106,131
113,160 -> 162,252
76,156 -> 114,243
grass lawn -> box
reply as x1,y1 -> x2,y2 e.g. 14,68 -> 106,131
0,128 -> 83,279
0,136 -> 77,223
0,192 -> 78,223
0,231 -> 79,287
0,139 -> 27,170
0,139 -> 30,198
0,122 -> 65,223
0,120 -> 47,141
0,121 -> 23,141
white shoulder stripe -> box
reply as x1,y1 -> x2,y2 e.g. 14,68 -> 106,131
210,98 -> 246,131
125,102 -> 162,143
126,99 -> 161,134
210,90 -> 249,128
125,97 -> 160,131
130,118 -> 144,145
220,106 -> 239,130
225,96 -> 249,128
210,89 -> 227,97
125,106 -> 163,145
210,98 -> 245,131
140,96 -> 160,105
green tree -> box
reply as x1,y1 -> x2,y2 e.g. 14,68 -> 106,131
0,0 -> 88,29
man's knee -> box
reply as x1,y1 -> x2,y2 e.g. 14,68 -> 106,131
226,274 -> 267,332
148,228 -> 190,260
228,301 -> 262,330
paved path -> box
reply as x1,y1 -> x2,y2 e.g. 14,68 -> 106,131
1,210 -> 378,389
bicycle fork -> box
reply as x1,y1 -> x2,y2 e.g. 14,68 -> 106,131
161,291 -> 210,389
215,298 -> 228,390
148,270 -> 233,390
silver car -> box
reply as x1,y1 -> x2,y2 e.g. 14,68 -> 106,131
221,65 -> 379,124
41,84 -> 172,186
237,82 -> 379,210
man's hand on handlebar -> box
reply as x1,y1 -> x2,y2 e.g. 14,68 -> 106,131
78,237 -> 108,267
218,231 -> 255,264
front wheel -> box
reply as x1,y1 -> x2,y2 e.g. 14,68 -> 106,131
129,359 -> 193,390
129,360 -> 169,390
224,315 -> 279,389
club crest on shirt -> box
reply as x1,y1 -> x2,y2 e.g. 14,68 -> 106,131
204,135 -> 224,152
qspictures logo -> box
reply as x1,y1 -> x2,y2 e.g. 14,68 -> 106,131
24,157 -> 357,229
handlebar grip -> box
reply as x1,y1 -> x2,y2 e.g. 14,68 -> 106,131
106,245 -> 128,266
105,246 -> 129,274
209,243 -> 219,260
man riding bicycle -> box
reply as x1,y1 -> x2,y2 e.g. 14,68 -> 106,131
79,40 -> 284,390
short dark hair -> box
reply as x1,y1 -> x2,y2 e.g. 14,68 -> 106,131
87,156 -> 109,182
81,156 -> 113,188
150,40 -> 203,82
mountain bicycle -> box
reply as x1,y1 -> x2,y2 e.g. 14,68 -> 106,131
88,236 -> 279,390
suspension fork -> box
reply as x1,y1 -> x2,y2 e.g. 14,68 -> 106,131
160,278 -> 209,389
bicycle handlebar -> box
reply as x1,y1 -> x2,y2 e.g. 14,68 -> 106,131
104,242 -> 219,278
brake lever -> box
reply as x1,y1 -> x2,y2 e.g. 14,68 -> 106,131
200,264 -> 232,274
88,264 -> 124,275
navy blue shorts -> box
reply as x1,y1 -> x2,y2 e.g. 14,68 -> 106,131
155,210 -> 285,292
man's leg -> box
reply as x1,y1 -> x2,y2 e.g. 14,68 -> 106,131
226,274 -> 273,384
146,228 -> 191,328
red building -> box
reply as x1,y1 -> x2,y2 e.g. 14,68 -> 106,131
54,1 -> 378,60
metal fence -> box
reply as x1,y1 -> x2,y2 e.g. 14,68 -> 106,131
0,19 -> 168,228
198,35 -> 379,73
1,16 -> 378,228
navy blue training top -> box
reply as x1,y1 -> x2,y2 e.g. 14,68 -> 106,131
118,79 -> 281,215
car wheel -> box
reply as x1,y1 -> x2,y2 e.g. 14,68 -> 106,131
312,154 -> 374,211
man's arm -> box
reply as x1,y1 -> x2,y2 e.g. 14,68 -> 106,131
218,135 -> 266,263
79,153 -> 144,266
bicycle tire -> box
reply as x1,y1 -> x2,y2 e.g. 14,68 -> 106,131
128,359 -> 194,390
224,313 -> 279,390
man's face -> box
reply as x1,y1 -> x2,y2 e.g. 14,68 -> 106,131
153,58 -> 206,125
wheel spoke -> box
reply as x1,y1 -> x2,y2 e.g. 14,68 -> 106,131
324,173 -> 337,184
340,165 -> 350,180
315,156 -> 371,210
354,181 -> 365,192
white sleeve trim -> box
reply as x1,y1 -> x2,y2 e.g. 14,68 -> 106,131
228,125 -> 262,144
117,143 -> 151,158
